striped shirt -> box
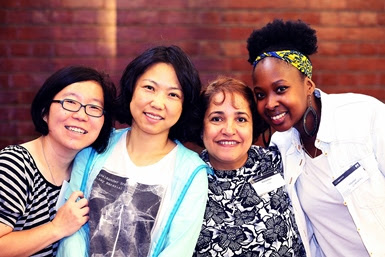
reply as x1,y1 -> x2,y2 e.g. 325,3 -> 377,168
0,145 -> 61,256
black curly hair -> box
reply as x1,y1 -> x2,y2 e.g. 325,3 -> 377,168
247,19 -> 318,66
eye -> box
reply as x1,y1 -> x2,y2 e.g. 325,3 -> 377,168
143,85 -> 154,91
209,116 -> 223,122
237,117 -> 248,123
254,92 -> 265,100
64,99 -> 78,105
276,86 -> 288,94
88,104 -> 103,111
169,92 -> 182,99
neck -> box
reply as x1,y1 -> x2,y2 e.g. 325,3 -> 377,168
39,136 -> 75,185
126,128 -> 176,166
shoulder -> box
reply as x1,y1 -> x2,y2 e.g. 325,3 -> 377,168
0,145 -> 36,170
174,142 -> 209,179
321,89 -> 384,112
175,141 -> 206,166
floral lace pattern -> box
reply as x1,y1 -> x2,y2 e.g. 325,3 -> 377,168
193,146 -> 306,257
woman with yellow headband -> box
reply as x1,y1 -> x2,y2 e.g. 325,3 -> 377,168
247,19 -> 385,257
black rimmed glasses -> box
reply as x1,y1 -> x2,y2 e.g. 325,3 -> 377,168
52,99 -> 105,118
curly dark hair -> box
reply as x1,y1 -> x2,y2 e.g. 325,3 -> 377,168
246,19 -> 318,65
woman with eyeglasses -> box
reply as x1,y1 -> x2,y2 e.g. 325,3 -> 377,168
0,66 -> 116,257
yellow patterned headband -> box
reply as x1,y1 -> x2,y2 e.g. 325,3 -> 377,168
253,50 -> 312,78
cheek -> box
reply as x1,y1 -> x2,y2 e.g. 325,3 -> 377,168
256,101 -> 266,117
202,124 -> 216,144
242,125 -> 253,144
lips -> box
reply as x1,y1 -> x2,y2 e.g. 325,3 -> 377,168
268,111 -> 287,125
217,140 -> 238,146
65,126 -> 88,134
145,112 -> 164,120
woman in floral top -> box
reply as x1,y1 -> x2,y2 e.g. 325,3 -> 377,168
193,77 -> 306,257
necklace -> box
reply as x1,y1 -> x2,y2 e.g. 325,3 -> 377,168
41,138 -> 57,186
300,137 -> 318,158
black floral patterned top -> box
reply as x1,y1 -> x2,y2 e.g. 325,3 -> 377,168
193,145 -> 306,257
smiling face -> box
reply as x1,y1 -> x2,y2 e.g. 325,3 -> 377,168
203,91 -> 253,170
130,62 -> 183,138
252,57 -> 314,133
45,80 -> 105,152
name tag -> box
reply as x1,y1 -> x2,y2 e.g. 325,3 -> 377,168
332,162 -> 369,196
250,172 -> 286,196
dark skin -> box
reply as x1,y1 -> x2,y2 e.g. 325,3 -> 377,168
252,57 -> 322,158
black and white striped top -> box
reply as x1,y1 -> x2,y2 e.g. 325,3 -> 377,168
0,145 -> 61,256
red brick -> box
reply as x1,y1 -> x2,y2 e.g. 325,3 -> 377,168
346,0 -> 385,10
51,10 -> 74,23
61,0 -> 104,8
310,0 -> 348,9
17,27 -> 54,40
338,43 -> 359,55
230,57 -> 252,71
199,11 -> 222,25
10,43 -> 32,56
11,73 -> 48,89
0,43 -> 9,56
358,12 -> 379,25
1,0 -> 384,147
359,43 -> 379,55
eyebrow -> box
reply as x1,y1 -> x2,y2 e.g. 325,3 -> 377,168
61,92 -> 104,105
142,79 -> 182,91
208,111 -> 251,117
254,79 -> 287,89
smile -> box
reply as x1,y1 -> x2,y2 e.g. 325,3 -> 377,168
145,112 -> 163,120
217,140 -> 238,145
270,112 -> 286,121
65,126 -> 88,134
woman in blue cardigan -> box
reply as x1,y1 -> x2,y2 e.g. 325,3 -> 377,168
58,45 -> 209,257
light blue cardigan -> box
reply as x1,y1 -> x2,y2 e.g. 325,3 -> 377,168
57,128 -> 210,257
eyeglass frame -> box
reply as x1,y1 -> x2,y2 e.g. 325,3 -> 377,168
51,99 -> 105,118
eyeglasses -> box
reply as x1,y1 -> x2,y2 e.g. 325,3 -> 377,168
52,99 -> 105,118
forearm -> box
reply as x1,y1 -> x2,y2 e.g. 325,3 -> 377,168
0,222 -> 62,257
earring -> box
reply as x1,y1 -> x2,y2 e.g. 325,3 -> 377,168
302,95 -> 318,137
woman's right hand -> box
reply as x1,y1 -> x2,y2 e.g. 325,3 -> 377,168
51,191 -> 89,238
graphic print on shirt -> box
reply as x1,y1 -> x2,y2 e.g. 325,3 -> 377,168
88,169 -> 164,257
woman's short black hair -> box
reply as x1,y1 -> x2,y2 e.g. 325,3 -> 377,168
116,45 -> 202,143
246,19 -> 318,65
194,76 -> 267,147
31,65 -> 116,153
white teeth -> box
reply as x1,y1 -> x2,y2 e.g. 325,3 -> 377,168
218,141 -> 237,145
271,112 -> 285,121
66,126 -> 87,134
146,113 -> 162,120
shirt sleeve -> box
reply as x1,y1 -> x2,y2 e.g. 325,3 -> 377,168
0,146 -> 30,228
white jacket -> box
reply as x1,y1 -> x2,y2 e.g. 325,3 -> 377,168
272,89 -> 385,256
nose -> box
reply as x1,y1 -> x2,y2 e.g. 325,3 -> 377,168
222,120 -> 236,135
265,94 -> 279,110
150,92 -> 166,110
72,106 -> 89,121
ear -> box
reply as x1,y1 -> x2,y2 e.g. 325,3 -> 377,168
42,108 -> 48,122
305,77 -> 316,96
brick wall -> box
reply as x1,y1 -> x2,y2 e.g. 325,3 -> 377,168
1,0 -> 384,148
